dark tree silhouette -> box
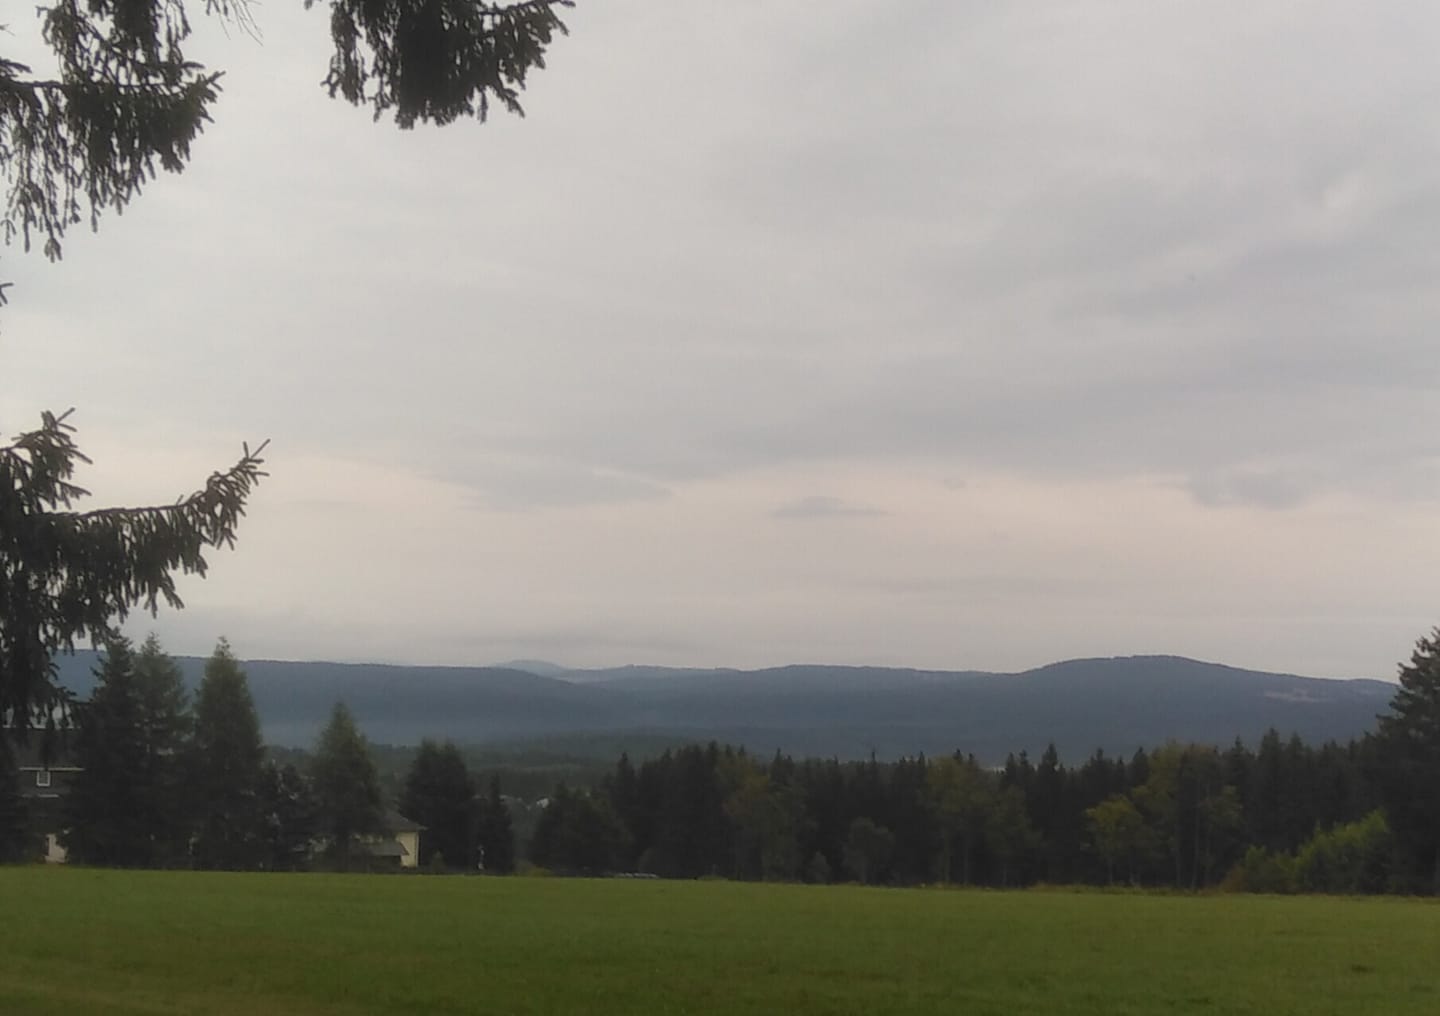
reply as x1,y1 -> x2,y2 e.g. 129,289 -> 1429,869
1371,627 -> 1440,892
1,0 -> 574,260
2,3 -> 573,722
2,3 -> 574,722
0,413 -> 266,728
400,740 -> 476,869
189,639 -> 268,869
61,637 -> 189,866
311,701 -> 383,870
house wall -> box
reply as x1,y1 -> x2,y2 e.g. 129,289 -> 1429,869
8,734 -> 80,864
44,834 -> 68,864
397,830 -> 420,869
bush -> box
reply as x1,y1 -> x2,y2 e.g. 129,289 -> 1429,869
1221,846 -> 1297,894
1294,811 -> 1396,895
805,851 -> 833,884
1226,811 -> 1399,895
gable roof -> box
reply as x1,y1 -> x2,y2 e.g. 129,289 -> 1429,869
383,809 -> 425,834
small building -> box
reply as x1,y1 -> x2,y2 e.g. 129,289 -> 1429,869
359,810 -> 425,870
3,727 -> 80,863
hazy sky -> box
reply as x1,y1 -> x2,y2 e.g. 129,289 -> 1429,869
4,2 -> 1437,679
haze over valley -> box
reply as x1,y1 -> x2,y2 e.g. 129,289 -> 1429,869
55,651 -> 1394,763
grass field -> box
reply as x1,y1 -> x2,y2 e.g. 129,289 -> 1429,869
2,868 -> 1437,1015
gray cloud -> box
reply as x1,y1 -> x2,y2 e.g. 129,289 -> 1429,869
772,496 -> 887,520
453,459 -> 670,512
1186,468 -> 1327,511
7,1 -> 1440,679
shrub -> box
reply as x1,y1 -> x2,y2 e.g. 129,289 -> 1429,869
1221,846 -> 1297,894
1294,811 -> 1396,895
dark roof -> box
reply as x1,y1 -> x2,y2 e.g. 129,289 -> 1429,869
2,727 -> 79,770
383,809 -> 425,833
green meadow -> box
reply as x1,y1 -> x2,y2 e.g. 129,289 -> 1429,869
1,869 -> 1436,1015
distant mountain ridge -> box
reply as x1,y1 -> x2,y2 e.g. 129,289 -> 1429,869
50,652 -> 1394,764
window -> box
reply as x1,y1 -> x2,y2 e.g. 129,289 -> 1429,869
35,770 -> 51,789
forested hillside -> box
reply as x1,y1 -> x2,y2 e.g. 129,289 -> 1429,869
53,652 -> 1392,762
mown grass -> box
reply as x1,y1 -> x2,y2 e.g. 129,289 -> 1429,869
1,867 -> 1437,1015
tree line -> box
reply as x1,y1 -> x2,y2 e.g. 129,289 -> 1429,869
0,636 -> 515,872
5,627 -> 1438,894
529,629 -> 1440,895
525,734 -> 1371,889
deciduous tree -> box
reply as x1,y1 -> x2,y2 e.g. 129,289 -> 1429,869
927,753 -> 993,884
723,759 -> 803,881
985,784 -> 1038,887
1085,795 -> 1147,885
842,816 -> 894,885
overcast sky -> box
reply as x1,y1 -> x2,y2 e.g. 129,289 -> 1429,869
4,2 -> 1437,679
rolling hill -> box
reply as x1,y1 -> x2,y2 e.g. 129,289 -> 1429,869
50,651 -> 1395,763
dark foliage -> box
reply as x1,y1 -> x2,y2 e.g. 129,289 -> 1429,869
311,701 -> 383,870
316,0 -> 573,128
258,761 -> 318,871
1,1 -> 572,260
189,640 -> 267,869
560,731 -> 1387,890
528,784 -> 629,875
62,637 -> 190,866
0,737 -> 28,862
400,739 -> 475,869
476,774 -> 515,873
0,412 -> 265,730
1369,628 -> 1440,891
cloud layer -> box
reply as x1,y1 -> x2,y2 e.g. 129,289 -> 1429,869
3,2 -> 1436,679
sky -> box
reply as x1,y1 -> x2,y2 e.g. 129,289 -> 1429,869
3,2 -> 1437,679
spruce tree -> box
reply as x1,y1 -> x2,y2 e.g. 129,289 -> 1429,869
2,1 -> 572,262
0,418 -> 265,730
131,634 -> 192,865
477,774 -> 516,874
1371,627 -> 1440,892
3,1 -> 572,728
928,754 -> 995,884
311,702 -> 383,871
400,740 -> 475,869
258,761 -> 318,871
189,639 -> 267,869
62,638 -> 155,865
0,737 -> 29,862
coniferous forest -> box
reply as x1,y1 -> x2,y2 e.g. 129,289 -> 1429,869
536,732 -> 1388,892
533,626 -> 1440,895
4,628 -> 1440,896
